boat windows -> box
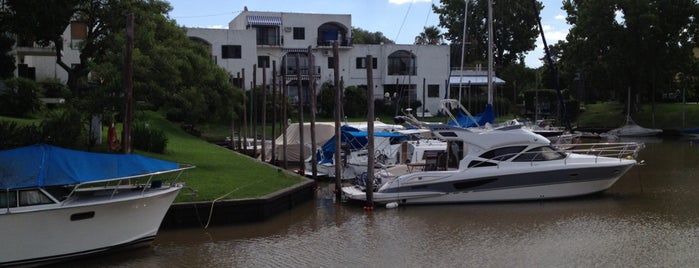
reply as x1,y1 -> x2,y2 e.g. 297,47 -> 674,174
19,190 -> 54,206
479,146 -> 527,161
513,146 -> 567,162
0,191 -> 17,208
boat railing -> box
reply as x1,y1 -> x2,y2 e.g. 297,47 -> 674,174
63,165 -> 195,205
556,142 -> 644,163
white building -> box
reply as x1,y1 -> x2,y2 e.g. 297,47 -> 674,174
186,10 -> 452,115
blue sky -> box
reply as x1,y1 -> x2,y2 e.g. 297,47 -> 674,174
166,0 -> 570,68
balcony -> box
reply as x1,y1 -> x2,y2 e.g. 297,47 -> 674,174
316,37 -> 352,48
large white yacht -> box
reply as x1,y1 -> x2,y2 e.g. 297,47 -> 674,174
342,124 -> 643,205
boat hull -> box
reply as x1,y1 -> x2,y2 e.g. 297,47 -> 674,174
343,160 -> 635,205
0,186 -> 181,266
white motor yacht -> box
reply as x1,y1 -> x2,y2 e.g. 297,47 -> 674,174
342,124 -> 643,205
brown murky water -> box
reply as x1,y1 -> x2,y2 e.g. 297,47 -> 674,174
64,137 -> 699,267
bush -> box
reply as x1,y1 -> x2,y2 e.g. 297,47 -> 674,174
40,109 -> 83,148
0,121 -> 41,150
132,123 -> 168,153
0,78 -> 43,117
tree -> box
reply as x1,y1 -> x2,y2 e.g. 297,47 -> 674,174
351,27 -> 395,44
562,0 -> 698,113
414,26 -> 444,45
433,0 -> 541,70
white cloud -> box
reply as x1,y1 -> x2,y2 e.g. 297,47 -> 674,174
555,14 -> 565,20
209,25 -> 228,29
388,0 -> 431,4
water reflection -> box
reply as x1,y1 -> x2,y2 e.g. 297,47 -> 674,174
61,138 -> 699,267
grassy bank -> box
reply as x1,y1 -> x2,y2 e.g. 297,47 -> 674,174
576,102 -> 699,129
1,112 -> 305,203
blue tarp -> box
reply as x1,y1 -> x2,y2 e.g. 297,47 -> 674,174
448,103 -> 496,128
0,144 -> 179,190
316,125 -> 406,164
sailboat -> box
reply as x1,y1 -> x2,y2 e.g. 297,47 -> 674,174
605,88 -> 662,137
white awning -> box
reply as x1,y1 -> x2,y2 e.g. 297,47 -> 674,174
247,15 -> 282,26
449,75 -> 506,85
283,48 -> 313,53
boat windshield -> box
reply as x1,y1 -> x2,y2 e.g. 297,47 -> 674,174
512,146 -> 567,162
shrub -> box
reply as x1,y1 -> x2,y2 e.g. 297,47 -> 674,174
0,121 -> 41,150
0,78 -> 43,117
132,123 -> 168,153
40,109 -> 83,148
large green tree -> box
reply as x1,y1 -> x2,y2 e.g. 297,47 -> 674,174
3,0 -> 243,124
433,0 -> 541,69
562,0 -> 698,113
351,27 -> 395,44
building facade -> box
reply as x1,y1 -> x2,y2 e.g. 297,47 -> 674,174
187,10 -> 452,114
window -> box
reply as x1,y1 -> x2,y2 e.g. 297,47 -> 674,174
19,190 -> 53,206
356,57 -> 377,69
328,57 -> 334,69
428,84 -> 440,97
258,56 -> 270,68
256,27 -> 280,45
387,50 -> 416,75
479,146 -> 527,161
293,27 -> 305,40
222,45 -> 241,59
513,146 -> 567,162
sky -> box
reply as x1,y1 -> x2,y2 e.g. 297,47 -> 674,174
166,0 -> 570,68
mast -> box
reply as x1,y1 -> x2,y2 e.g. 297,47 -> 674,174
458,0 -> 468,104
487,0 -> 493,105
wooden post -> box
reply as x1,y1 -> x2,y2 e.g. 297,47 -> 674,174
365,55 -> 375,208
271,60 -> 277,164
422,77 -> 426,118
333,42 -> 342,200
123,13 -> 134,154
241,69 -> 247,155
282,58 -> 288,169
308,46 -> 318,179
261,63 -> 267,162
296,54 -> 304,175
252,64 -> 257,158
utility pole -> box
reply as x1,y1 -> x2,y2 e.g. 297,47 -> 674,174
365,55 -> 375,209
333,42 -> 342,200
295,54 -> 304,175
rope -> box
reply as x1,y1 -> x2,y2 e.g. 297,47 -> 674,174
202,180 -> 262,229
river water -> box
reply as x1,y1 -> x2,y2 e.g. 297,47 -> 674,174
64,137 -> 699,267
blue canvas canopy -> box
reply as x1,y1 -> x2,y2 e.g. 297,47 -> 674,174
316,125 -> 406,164
0,144 -> 180,190
448,103 -> 496,128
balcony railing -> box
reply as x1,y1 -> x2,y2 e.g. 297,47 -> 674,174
317,37 -> 352,47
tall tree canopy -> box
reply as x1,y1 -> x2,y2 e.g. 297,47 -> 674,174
351,27 -> 395,44
432,0 -> 541,69
561,0 -> 698,110
3,0 -> 243,124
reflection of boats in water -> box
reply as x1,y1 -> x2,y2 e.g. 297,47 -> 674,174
0,144 -> 193,266
342,124 -> 643,205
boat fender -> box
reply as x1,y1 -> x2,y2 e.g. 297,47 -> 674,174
386,202 -> 399,209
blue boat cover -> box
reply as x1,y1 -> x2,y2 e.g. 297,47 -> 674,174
316,125 -> 406,164
448,103 -> 496,128
0,144 -> 179,190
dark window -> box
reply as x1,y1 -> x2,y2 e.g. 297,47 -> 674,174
387,50 -> 416,75
479,146 -> 528,161
356,57 -> 377,69
293,27 -> 305,40
222,45 -> 241,59
18,190 -> 53,206
328,57 -> 334,69
513,146 -> 567,162
256,27 -> 279,45
428,84 -> 439,97
258,56 -> 270,68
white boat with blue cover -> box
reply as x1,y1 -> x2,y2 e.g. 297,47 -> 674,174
0,144 -> 193,266
342,124 -> 644,205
